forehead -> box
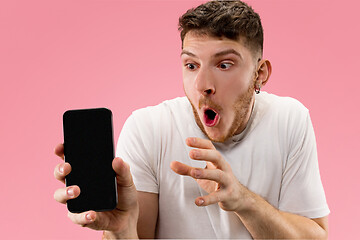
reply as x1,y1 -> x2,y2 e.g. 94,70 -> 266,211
182,31 -> 252,59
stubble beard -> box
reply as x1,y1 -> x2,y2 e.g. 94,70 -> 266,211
188,83 -> 255,143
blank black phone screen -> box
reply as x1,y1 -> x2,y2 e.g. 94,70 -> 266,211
63,108 -> 117,213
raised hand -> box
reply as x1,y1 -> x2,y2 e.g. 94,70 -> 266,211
171,137 -> 251,213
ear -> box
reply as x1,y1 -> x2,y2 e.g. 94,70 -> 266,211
254,59 -> 272,89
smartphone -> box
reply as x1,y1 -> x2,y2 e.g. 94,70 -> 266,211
63,108 -> 117,213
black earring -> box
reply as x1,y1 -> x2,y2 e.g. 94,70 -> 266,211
255,85 -> 261,94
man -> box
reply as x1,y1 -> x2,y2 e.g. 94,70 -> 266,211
54,1 -> 330,239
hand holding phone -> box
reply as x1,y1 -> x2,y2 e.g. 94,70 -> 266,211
53,144 -> 139,236
54,107 -> 139,236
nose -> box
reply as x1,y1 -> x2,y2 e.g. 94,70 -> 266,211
195,68 -> 215,96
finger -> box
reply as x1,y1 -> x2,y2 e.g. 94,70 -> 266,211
195,190 -> 225,207
189,148 -> 229,171
54,143 -> 64,159
67,210 -> 97,228
186,137 -> 215,150
54,162 -> 72,183
170,161 -> 192,176
54,186 -> 80,204
68,210 -> 117,230
112,157 -> 134,187
190,168 -> 229,186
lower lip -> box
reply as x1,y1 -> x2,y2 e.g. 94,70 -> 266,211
204,112 -> 220,127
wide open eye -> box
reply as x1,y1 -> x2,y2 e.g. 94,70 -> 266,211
185,63 -> 198,70
218,62 -> 233,70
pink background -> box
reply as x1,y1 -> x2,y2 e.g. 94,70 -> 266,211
1,0 -> 359,239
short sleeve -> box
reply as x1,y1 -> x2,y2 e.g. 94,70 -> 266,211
115,112 -> 159,194
279,112 -> 330,219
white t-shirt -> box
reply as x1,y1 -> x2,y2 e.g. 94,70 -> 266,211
116,92 -> 330,239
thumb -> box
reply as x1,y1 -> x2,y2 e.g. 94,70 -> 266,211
112,157 -> 134,187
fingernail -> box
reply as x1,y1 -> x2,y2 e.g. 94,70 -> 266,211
187,137 -> 194,145
193,169 -> 201,178
192,150 -> 199,158
67,188 -> 74,197
86,213 -> 94,221
59,165 -> 64,174
198,199 -> 204,205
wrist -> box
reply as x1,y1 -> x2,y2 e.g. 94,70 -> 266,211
103,207 -> 139,239
235,184 -> 257,216
102,216 -> 138,240
103,230 -> 138,240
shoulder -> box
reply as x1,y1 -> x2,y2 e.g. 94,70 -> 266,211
122,97 -> 191,137
255,92 -> 312,142
255,92 -> 310,129
258,92 -> 314,151
131,96 -> 190,120
257,92 -> 308,115
118,97 -> 189,160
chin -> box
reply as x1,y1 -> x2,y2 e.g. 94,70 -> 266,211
203,127 -> 229,143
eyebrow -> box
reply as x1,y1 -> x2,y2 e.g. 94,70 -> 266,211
214,49 -> 242,60
181,49 -> 243,60
180,50 -> 196,57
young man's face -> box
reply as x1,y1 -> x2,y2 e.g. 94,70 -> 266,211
181,31 -> 258,142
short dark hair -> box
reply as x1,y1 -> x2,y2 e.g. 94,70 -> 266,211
178,0 -> 263,58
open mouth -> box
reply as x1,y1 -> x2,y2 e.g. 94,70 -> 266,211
204,108 -> 219,127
